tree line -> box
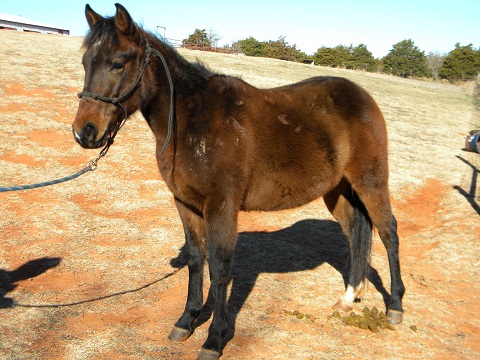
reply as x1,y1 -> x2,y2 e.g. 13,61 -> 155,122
182,29 -> 480,82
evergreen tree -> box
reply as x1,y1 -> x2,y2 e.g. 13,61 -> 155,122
183,29 -> 211,48
313,46 -> 336,67
383,39 -> 429,78
238,35 -> 304,62
439,43 -> 480,81
313,45 -> 350,67
237,37 -> 266,57
334,45 -> 352,67
347,44 -> 377,71
264,36 -> 303,62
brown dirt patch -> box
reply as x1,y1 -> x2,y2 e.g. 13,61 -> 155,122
1,31 -> 479,359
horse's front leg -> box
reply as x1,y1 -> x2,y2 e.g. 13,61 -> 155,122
169,199 -> 207,341
198,198 -> 238,360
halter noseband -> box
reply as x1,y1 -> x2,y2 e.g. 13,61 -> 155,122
77,38 -> 174,155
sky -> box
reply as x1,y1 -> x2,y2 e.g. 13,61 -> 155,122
1,0 -> 479,58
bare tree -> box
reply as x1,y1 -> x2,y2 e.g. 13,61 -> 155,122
427,51 -> 445,80
207,29 -> 222,49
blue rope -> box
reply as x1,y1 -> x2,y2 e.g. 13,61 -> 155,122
0,161 -> 96,192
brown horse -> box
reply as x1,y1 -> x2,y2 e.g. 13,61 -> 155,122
72,4 -> 404,359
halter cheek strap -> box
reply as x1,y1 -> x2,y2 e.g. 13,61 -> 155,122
77,38 -> 174,155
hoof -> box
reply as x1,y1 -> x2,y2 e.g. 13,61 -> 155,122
197,348 -> 221,360
387,309 -> 404,325
332,299 -> 353,313
168,326 -> 192,342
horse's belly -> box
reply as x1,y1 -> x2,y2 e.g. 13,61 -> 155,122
241,174 -> 333,211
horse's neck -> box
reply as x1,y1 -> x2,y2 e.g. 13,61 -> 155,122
141,40 -> 207,145
155,42 -> 209,96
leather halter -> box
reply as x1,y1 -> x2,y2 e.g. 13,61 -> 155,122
77,38 -> 174,155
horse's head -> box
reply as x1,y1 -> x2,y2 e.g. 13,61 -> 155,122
72,4 -> 144,149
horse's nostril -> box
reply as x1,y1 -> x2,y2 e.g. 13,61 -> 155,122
84,123 -> 98,141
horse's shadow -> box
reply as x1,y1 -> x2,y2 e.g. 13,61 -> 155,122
170,219 -> 390,349
0,257 -> 62,308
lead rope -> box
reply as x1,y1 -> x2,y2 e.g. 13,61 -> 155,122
0,39 -> 174,192
0,164 -> 96,192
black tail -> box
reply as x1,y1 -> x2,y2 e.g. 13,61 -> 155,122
349,193 -> 373,288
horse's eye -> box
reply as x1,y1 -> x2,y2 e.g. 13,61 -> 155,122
112,62 -> 124,70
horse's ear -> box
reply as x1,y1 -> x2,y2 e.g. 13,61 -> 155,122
85,4 -> 103,30
114,3 -> 136,35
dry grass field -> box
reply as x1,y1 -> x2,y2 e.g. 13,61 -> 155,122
1,30 -> 479,359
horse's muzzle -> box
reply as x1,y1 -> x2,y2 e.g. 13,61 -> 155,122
72,123 -> 107,149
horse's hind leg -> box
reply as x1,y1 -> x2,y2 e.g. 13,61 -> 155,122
168,199 -> 207,341
354,185 -> 405,324
323,179 -> 372,312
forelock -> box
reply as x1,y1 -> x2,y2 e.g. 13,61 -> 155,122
83,17 -> 119,50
